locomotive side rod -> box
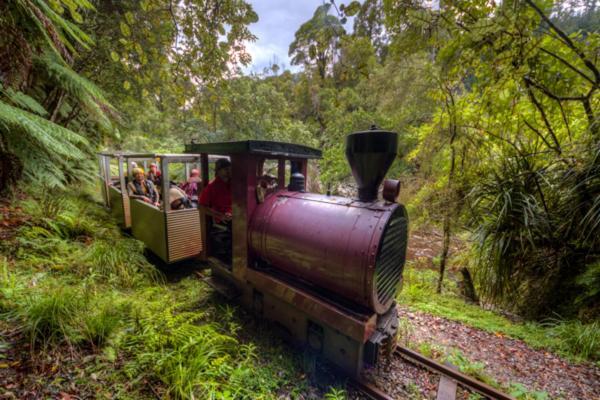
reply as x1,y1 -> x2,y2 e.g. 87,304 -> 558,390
395,346 -> 516,400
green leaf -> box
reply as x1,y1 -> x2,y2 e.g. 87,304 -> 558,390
120,22 -> 131,37
343,1 -> 361,17
110,51 -> 119,62
125,11 -> 134,25
1,87 -> 48,116
123,81 -> 131,90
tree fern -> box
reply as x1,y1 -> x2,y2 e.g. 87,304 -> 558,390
0,100 -> 90,188
0,85 -> 48,116
36,53 -> 116,131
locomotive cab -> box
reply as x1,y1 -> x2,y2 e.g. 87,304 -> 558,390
186,131 -> 408,377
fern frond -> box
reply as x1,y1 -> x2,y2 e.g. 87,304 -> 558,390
1,85 -> 48,116
14,0 -> 72,62
35,54 -> 116,131
0,99 -> 91,187
31,0 -> 94,50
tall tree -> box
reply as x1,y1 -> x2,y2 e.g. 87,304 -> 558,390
289,4 -> 346,80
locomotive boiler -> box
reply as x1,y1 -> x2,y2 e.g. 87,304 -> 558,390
248,130 -> 407,316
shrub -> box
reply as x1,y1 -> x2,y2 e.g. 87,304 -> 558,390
549,320 -> 600,361
82,238 -> 161,287
81,300 -> 122,348
19,287 -> 84,349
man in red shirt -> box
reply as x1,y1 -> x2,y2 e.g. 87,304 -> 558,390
200,158 -> 233,265
199,158 -> 232,223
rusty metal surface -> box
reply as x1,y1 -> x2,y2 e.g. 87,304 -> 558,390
246,268 -> 377,343
395,347 -> 516,400
166,208 -> 202,262
248,191 -> 402,314
382,179 -> 401,203
231,154 -> 258,281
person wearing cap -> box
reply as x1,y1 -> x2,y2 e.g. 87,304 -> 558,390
199,158 -> 232,223
127,167 -> 159,206
181,168 -> 202,208
147,162 -> 162,188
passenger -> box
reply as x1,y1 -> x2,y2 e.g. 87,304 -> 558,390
168,181 -> 192,210
147,163 -> 162,187
180,168 -> 202,208
199,159 -> 232,223
199,158 -> 232,265
127,167 -> 159,206
125,161 -> 138,185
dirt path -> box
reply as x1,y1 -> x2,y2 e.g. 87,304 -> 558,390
400,308 -> 600,399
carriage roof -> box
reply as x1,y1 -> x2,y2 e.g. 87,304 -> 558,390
184,140 -> 322,159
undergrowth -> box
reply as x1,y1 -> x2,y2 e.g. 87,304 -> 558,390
399,263 -> 600,363
0,186 -> 311,399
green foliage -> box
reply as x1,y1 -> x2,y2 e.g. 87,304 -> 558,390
546,320 -> 600,361
1,187 -> 310,397
0,100 -> 89,188
18,286 -> 83,349
444,350 -> 495,386
289,4 -> 346,79
122,287 -> 296,399
324,387 -> 347,400
83,239 -> 160,287
81,298 -> 122,348
384,0 -> 600,317
509,383 -> 550,400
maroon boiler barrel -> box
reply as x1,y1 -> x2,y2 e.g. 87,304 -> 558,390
248,191 -> 408,314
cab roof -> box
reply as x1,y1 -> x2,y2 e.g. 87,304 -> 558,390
184,140 -> 322,159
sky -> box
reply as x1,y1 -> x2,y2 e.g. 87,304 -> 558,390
243,0 -> 355,74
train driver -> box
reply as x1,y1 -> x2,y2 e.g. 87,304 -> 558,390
199,158 -> 232,265
199,158 -> 232,224
127,167 -> 160,206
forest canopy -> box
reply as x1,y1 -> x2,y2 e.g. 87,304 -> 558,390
0,0 -> 598,319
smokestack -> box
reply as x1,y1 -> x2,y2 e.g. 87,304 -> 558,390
345,126 -> 398,202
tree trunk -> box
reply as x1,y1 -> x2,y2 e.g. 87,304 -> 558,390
0,134 -> 22,194
437,86 -> 458,293
460,267 -> 479,303
437,204 -> 452,294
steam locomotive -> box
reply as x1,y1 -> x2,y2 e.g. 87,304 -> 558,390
97,127 -> 408,376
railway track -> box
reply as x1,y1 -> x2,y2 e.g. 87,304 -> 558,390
352,346 -> 516,400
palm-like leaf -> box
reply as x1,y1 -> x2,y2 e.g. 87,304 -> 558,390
0,100 -> 89,187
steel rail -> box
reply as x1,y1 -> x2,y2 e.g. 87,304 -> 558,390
395,346 -> 516,400
350,378 -> 395,400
